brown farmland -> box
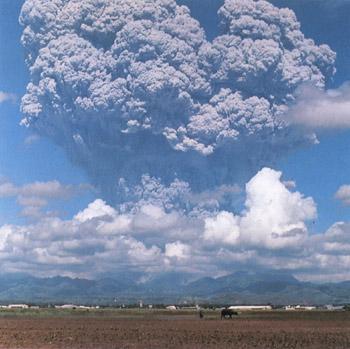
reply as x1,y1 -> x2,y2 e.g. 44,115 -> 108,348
0,309 -> 349,349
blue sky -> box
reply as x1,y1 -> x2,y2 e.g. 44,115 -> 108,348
1,0 -> 350,280
0,0 -> 93,225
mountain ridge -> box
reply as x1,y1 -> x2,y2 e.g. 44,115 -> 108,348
0,270 -> 349,305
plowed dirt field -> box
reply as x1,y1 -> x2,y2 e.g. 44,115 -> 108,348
0,310 -> 349,348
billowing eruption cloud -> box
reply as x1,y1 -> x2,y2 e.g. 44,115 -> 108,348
19,0 -> 335,200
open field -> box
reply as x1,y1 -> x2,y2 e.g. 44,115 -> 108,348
0,309 -> 349,348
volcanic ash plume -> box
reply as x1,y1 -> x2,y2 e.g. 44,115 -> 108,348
20,0 -> 335,199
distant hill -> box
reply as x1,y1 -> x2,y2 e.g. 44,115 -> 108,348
0,270 -> 349,305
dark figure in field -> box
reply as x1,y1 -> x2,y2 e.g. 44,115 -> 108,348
199,310 -> 204,319
221,308 -> 238,319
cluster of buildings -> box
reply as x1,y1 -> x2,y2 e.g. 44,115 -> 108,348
54,304 -> 100,310
0,304 -> 99,310
0,303 -> 347,311
284,305 -> 316,311
164,304 -> 347,311
228,305 -> 272,311
283,305 -> 347,311
227,304 -> 348,311
0,304 -> 33,309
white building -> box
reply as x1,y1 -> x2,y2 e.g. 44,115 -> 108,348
302,306 -> 316,311
285,305 -> 316,311
8,304 -> 29,309
55,304 -> 78,309
166,305 -> 177,310
284,305 -> 296,311
325,305 -> 344,311
228,305 -> 272,311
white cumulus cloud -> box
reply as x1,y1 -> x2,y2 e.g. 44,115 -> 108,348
165,241 -> 191,260
204,211 -> 240,245
335,185 -> 350,205
0,168 -> 331,279
287,84 -> 350,129
240,168 -> 317,249
0,179 -> 89,219
0,91 -> 16,104
204,168 -> 316,249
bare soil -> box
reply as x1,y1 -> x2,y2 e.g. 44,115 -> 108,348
0,310 -> 349,348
